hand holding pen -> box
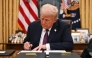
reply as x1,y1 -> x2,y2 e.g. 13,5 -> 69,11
24,42 -> 33,50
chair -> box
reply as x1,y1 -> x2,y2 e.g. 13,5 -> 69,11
61,20 -> 72,32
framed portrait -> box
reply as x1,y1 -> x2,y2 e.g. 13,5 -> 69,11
76,28 -> 89,43
71,32 -> 81,43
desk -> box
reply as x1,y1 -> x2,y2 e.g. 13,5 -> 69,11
0,50 -> 82,58
0,43 -> 23,50
5,43 -> 88,50
6,43 -> 23,50
72,50 -> 83,56
0,43 -> 88,50
15,52 -> 81,58
74,43 -> 88,50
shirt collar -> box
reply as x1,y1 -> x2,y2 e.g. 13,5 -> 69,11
43,28 -> 51,32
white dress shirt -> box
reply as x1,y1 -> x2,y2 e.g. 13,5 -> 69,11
39,28 -> 51,50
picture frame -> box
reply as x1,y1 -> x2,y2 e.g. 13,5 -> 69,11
89,34 -> 92,39
71,32 -> 81,43
88,34 -> 92,43
76,28 -> 89,43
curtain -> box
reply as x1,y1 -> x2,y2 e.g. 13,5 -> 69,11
0,0 -> 3,50
80,0 -> 92,34
0,0 -> 19,49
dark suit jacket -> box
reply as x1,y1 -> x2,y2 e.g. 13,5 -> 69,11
23,19 -> 73,50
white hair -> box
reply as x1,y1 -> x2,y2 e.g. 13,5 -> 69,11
40,4 -> 58,20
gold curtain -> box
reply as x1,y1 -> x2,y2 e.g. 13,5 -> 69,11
0,0 -> 92,49
0,0 -> 3,50
0,0 -> 19,49
80,0 -> 92,34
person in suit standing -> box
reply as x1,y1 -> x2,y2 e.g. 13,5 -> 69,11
23,4 -> 73,51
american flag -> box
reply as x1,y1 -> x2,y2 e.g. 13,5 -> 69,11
67,0 -> 71,5
18,0 -> 38,33
61,0 -> 69,9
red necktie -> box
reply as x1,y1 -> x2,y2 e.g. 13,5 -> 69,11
43,29 -> 49,44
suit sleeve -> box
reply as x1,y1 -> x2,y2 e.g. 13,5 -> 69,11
23,26 -> 30,43
50,24 -> 74,50
23,23 -> 35,43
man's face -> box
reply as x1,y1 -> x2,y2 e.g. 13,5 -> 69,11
40,15 -> 56,29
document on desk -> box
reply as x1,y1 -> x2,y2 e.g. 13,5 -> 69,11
45,50 -> 71,55
44,50 -> 66,55
45,50 -> 66,53
18,50 -> 71,55
18,50 -> 42,54
0,51 -> 6,53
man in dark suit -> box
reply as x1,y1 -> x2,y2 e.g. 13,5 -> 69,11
23,4 -> 73,51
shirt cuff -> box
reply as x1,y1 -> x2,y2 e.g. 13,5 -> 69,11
46,43 -> 50,50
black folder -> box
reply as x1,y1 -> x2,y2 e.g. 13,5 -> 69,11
0,50 -> 15,56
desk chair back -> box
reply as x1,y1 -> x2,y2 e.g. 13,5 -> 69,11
62,20 -> 72,32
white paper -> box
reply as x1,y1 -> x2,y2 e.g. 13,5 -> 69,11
18,50 -> 42,54
44,50 -> 66,55
18,50 -> 66,55
0,51 -> 6,53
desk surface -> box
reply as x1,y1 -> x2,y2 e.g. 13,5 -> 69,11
15,52 -> 81,58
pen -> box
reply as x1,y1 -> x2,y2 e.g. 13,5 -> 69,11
28,42 -> 31,50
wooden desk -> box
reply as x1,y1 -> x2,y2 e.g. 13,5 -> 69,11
0,43 -> 23,50
15,52 -> 81,58
74,43 -> 87,50
5,43 -> 88,50
7,50 -> 82,58
6,43 -> 23,50
72,50 -> 83,56
0,50 -> 82,58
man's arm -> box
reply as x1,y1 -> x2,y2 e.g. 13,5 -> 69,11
23,23 -> 34,50
50,24 -> 73,50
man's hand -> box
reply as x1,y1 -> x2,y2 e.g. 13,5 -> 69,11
32,45 -> 46,51
24,42 -> 33,50
65,14 -> 72,17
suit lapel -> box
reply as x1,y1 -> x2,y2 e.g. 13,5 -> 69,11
48,20 -> 58,42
